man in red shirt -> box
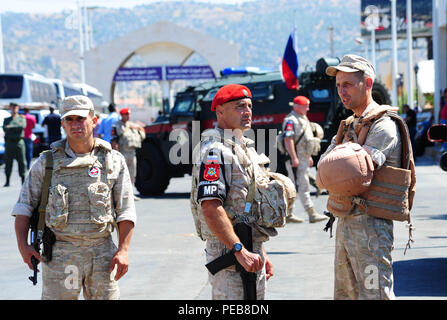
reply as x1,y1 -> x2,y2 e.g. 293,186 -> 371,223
22,108 -> 36,169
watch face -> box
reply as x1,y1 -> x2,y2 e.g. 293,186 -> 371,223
233,243 -> 243,252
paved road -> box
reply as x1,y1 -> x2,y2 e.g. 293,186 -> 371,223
0,155 -> 446,300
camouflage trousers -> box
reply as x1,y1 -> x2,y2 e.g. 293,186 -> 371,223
121,151 -> 136,185
41,236 -> 119,300
334,213 -> 395,300
285,156 -> 313,210
205,240 -> 266,300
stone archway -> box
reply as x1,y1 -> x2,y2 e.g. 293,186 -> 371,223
85,20 -> 238,103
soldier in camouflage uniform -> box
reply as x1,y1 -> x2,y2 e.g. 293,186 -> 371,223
321,54 -> 401,299
3,102 -> 27,187
13,96 -> 136,300
111,108 -> 145,185
282,96 -> 327,223
190,84 -> 275,300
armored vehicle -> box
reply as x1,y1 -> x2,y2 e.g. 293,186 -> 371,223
135,58 -> 391,196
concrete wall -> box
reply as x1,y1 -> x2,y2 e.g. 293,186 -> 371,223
85,20 -> 238,103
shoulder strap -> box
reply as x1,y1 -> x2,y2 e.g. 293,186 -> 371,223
295,116 -> 309,145
335,115 -> 354,145
37,150 -> 53,234
385,110 -> 416,211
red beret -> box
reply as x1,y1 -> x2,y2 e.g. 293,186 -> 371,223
211,84 -> 252,111
293,96 -> 310,105
120,108 -> 130,115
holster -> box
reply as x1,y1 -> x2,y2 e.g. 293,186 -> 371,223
42,226 -> 56,261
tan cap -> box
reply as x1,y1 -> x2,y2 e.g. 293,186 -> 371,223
61,95 -> 94,119
326,54 -> 375,80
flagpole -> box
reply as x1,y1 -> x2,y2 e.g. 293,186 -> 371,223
293,9 -> 297,52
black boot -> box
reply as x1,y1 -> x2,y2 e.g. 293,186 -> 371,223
4,176 -> 10,187
21,176 -> 25,185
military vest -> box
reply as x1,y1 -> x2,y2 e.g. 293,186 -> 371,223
116,120 -> 143,152
330,105 -> 416,222
282,112 -> 321,156
45,139 -> 117,245
191,129 -> 295,241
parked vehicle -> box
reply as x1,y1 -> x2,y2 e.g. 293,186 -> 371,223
135,57 -> 392,196
0,73 -> 58,107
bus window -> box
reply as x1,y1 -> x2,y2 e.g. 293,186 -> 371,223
0,75 -> 24,99
29,79 -> 57,104
63,85 -> 83,97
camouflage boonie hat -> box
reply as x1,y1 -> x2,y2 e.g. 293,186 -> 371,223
326,54 -> 376,81
61,95 -> 94,119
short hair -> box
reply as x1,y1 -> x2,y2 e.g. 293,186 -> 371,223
108,103 -> 116,113
9,102 -> 18,108
23,107 -> 30,113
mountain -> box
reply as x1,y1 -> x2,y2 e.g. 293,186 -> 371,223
1,0 -> 360,84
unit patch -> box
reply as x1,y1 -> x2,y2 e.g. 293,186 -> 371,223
88,167 -> 100,178
203,164 -> 220,181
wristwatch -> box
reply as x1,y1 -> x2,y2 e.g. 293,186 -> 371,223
231,242 -> 243,253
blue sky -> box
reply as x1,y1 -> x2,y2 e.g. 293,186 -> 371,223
0,0 -> 257,14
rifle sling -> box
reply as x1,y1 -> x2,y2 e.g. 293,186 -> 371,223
36,151 -> 53,237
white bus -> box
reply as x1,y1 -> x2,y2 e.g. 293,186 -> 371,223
50,79 -> 84,107
73,83 -> 106,111
0,73 -> 58,107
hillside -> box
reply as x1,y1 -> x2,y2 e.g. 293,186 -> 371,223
1,0 -> 360,84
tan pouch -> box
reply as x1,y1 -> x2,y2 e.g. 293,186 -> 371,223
358,165 -> 412,222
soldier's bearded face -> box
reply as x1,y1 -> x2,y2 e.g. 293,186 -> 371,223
217,98 -> 252,131
62,114 -> 97,140
336,71 -> 369,114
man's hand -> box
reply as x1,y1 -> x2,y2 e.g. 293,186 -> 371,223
234,248 -> 264,273
109,249 -> 129,281
15,215 -> 40,271
291,156 -> 299,168
264,255 -> 274,280
309,157 -> 314,167
19,243 -> 41,271
110,220 -> 134,281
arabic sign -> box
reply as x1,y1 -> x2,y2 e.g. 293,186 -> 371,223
114,66 -> 215,82
360,0 -> 432,38
166,66 -> 215,80
113,67 -> 162,81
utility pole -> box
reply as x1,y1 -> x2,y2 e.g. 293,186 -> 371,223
391,0 -> 399,107
77,0 -> 85,84
329,25 -> 334,57
83,1 -> 89,51
407,0 -> 414,109
365,5 -> 379,72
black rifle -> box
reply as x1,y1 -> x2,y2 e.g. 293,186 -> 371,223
27,150 -> 55,285
205,222 -> 257,300
28,207 -> 41,286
